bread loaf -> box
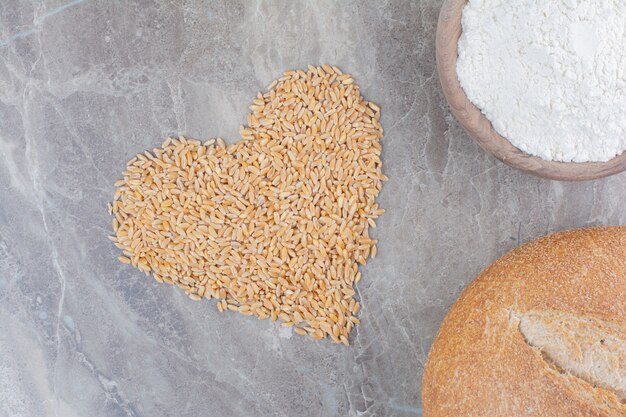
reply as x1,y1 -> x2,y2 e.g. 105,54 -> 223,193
422,227 -> 626,416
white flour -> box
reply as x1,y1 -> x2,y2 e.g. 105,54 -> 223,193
457,0 -> 626,162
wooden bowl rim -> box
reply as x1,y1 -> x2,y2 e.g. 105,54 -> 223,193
436,0 -> 626,181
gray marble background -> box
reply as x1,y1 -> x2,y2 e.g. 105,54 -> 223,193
1,1 -> 624,416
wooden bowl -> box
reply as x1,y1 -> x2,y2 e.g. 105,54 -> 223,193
436,0 -> 626,181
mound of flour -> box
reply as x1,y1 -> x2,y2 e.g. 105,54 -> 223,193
457,0 -> 626,162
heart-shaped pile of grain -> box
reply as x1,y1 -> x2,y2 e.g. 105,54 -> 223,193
109,65 -> 385,345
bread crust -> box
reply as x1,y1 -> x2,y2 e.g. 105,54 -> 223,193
422,227 -> 626,417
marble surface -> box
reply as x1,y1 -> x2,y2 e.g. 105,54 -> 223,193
1,1 -> 625,416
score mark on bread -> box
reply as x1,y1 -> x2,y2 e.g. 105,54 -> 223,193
517,310 -> 626,402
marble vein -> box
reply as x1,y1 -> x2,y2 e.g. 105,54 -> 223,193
0,0 -> 88,48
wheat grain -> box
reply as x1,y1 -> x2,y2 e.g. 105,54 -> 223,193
109,65 -> 385,344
